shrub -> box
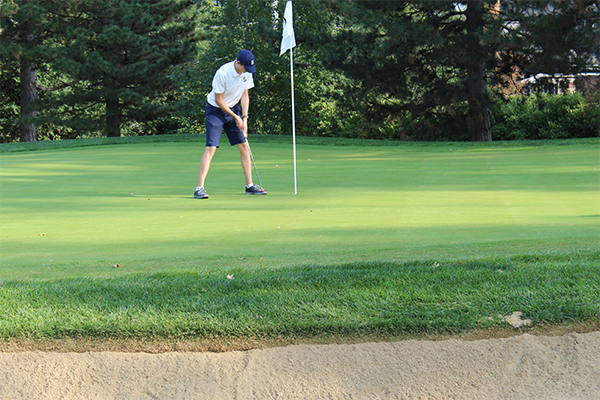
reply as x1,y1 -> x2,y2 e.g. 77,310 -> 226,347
490,92 -> 600,140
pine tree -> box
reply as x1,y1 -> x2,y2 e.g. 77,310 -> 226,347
0,56 -> 20,142
51,0 -> 197,137
493,0 -> 599,82
319,1 -> 496,141
320,0 -> 599,141
465,0 -> 492,141
0,0 -> 61,142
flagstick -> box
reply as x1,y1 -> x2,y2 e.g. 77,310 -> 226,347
290,47 -> 297,195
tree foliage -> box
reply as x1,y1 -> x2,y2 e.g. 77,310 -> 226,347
0,57 -> 20,143
1,0 -> 197,141
313,1 -> 494,140
48,0 -> 197,137
495,0 -> 600,76
1,0 -> 598,142
317,0 -> 598,141
0,0 -> 65,141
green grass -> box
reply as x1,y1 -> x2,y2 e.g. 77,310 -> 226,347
0,136 -> 599,341
1,253 -> 598,340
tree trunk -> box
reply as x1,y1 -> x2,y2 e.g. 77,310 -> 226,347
465,0 -> 492,142
19,33 -> 38,142
106,79 -> 121,137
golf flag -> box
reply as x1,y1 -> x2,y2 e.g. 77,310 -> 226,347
280,0 -> 296,56
280,0 -> 297,194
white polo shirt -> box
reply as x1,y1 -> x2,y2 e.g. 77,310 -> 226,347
207,61 -> 255,109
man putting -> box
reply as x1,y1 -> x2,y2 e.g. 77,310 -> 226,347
194,49 -> 267,199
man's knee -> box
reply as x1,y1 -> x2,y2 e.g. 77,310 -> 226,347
204,146 -> 217,156
237,142 -> 249,154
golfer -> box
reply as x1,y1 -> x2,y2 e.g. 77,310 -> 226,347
194,49 -> 267,199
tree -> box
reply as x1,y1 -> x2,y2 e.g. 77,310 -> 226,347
465,0 -> 492,141
493,0 -> 600,85
319,0 -> 599,141
47,0 -> 197,137
319,1 -> 497,141
0,0 -> 55,142
0,51 -> 20,143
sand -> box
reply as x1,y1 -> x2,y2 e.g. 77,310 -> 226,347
1,331 -> 599,399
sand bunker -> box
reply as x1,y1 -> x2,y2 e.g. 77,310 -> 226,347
1,331 -> 599,399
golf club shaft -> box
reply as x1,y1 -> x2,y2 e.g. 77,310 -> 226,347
246,138 -> 262,188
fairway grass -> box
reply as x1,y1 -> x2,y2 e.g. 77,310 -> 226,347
1,137 -> 599,342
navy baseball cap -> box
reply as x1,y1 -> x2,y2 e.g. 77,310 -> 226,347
237,49 -> 256,73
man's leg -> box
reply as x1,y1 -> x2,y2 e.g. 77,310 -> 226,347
237,142 -> 253,186
198,146 -> 217,188
199,102 -> 224,190
238,142 -> 267,195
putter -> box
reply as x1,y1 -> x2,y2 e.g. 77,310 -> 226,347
246,138 -> 263,188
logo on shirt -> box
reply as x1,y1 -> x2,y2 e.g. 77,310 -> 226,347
243,76 -> 247,82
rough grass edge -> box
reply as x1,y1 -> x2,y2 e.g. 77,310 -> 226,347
1,134 -> 599,153
1,318 -> 598,354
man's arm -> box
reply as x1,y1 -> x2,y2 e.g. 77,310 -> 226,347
239,90 -> 250,137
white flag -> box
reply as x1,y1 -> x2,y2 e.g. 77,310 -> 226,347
280,0 -> 296,56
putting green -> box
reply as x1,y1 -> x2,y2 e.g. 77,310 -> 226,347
1,140 -> 598,280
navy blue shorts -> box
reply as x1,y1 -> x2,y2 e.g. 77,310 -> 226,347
205,103 -> 246,148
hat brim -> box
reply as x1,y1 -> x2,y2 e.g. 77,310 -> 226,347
244,64 -> 256,73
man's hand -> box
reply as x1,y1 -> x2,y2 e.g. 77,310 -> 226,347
234,114 -> 244,131
216,93 -> 244,130
215,92 -> 249,137
241,117 -> 248,137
